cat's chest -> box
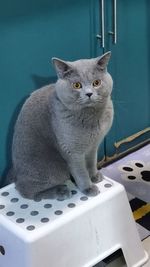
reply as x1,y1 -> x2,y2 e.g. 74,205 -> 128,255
55,111 -> 106,152
52,100 -> 113,155
57,124 -> 100,156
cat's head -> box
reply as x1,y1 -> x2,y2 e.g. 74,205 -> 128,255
52,52 -> 113,110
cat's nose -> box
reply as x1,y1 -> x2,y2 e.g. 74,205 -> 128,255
86,93 -> 93,98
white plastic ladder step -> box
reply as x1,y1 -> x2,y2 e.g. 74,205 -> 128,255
0,176 -> 149,267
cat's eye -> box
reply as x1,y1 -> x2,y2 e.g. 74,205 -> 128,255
92,79 -> 101,88
72,82 -> 82,89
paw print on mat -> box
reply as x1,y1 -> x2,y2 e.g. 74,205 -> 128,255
118,160 -> 150,183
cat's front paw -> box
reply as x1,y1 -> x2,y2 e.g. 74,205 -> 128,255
83,184 -> 100,197
91,171 -> 103,184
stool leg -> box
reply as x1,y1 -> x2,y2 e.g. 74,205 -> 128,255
118,191 -> 149,267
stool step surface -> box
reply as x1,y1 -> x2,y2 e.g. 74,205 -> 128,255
0,177 -> 113,236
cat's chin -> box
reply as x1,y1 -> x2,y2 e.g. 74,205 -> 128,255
86,103 -> 95,107
82,100 -> 102,108
83,103 -> 97,109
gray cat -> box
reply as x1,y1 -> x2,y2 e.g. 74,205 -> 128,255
9,52 -> 114,200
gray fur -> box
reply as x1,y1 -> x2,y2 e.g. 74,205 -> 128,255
9,52 -> 114,200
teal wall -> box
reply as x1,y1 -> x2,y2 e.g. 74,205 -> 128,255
0,0 -> 93,184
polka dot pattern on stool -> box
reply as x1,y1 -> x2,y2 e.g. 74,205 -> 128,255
0,176 -> 113,232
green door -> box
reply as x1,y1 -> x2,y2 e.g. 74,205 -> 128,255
0,0 -> 103,185
91,0 -> 105,162
106,0 -> 150,159
96,0 -> 150,162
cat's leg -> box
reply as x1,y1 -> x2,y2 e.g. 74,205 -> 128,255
68,154 -> 100,197
85,146 -> 103,184
16,176 -> 71,201
15,170 -> 48,200
35,185 -> 72,201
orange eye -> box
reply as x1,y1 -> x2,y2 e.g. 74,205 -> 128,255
92,79 -> 101,87
72,82 -> 82,89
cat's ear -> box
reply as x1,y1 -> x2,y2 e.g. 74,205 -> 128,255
96,51 -> 111,71
52,58 -> 73,79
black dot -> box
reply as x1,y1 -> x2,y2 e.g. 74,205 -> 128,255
128,175 -> 136,180
141,171 -> 150,182
57,198 -> 64,202
104,183 -> 112,188
55,210 -> 63,215
71,190 -> 77,195
1,192 -> 9,196
30,211 -> 39,216
34,197 -> 42,202
44,204 -> 52,209
6,211 -> 15,216
135,162 -> 143,168
11,198 -> 19,203
0,205 -> 5,209
80,196 -> 88,201
68,203 -> 76,208
123,167 -> 133,172
41,217 -> 49,223
26,225 -> 35,231
16,218 -> 25,223
20,204 -> 28,209
0,245 -> 5,255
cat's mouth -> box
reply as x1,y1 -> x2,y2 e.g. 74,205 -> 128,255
84,98 -> 105,106
77,96 -> 107,108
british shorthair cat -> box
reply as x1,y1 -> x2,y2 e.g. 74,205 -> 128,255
9,52 -> 114,200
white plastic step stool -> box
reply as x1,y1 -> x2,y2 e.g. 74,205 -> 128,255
0,175 -> 149,267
